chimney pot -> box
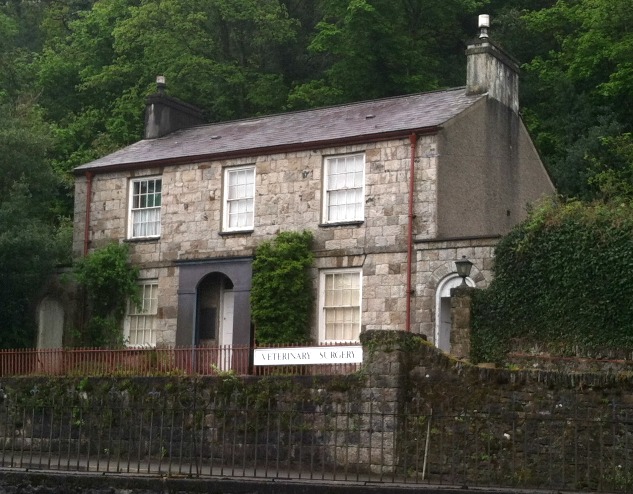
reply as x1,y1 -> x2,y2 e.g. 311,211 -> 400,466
478,14 -> 490,38
156,75 -> 166,94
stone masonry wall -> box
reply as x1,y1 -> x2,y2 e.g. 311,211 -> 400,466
73,136 -> 442,344
3,331 -> 633,489
414,237 -> 496,340
449,285 -> 473,359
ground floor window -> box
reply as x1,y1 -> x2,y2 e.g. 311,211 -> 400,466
319,269 -> 362,342
126,281 -> 158,346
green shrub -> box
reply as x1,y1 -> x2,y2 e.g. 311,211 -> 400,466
251,231 -> 314,345
74,243 -> 139,347
472,198 -> 633,362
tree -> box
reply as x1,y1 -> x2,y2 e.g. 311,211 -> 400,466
35,0 -> 302,180
288,0 -> 481,108
0,101 -> 62,348
507,0 -> 633,198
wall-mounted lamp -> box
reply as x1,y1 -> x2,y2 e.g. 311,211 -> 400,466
455,256 -> 473,286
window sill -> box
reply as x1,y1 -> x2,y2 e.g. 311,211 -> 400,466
124,237 -> 160,243
318,221 -> 364,228
219,229 -> 254,237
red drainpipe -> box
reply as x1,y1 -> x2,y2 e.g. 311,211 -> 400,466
83,171 -> 93,256
406,133 -> 417,332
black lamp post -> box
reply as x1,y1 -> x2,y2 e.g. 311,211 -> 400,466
455,256 -> 473,286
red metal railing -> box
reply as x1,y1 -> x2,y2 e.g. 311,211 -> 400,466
0,346 -> 250,377
0,344 -> 362,377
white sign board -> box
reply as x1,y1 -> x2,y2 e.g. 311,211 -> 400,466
253,346 -> 363,366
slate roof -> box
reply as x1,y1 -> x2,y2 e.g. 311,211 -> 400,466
75,87 -> 484,172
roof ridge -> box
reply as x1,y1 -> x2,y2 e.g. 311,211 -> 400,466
181,86 -> 470,133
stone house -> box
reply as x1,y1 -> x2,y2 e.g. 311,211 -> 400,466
62,35 -> 554,353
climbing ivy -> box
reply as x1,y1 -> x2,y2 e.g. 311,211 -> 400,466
251,230 -> 314,345
74,243 -> 139,347
472,199 -> 633,363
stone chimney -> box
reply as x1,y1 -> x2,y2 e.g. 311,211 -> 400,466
466,15 -> 520,114
144,76 -> 204,139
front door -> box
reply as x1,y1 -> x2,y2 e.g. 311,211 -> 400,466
196,273 -> 234,347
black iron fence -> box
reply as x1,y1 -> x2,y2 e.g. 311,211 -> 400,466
1,394 -> 632,491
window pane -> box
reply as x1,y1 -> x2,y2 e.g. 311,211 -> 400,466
225,167 -> 255,230
131,178 -> 162,238
132,207 -> 160,237
325,154 -> 364,222
322,272 -> 361,341
127,282 -> 158,347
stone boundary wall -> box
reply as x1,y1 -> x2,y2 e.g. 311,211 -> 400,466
376,329 -> 633,411
3,331 -> 633,490
507,352 -> 633,374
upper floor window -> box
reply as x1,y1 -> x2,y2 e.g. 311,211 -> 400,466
223,165 -> 255,231
125,281 -> 158,347
323,153 -> 365,223
129,177 -> 161,239
319,269 -> 362,342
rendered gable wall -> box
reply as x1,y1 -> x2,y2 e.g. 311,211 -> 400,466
436,98 -> 553,239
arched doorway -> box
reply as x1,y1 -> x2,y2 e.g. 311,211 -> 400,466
176,257 -> 252,371
196,273 -> 235,347
435,274 -> 474,352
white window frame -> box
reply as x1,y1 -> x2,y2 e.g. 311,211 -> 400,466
125,281 -> 159,347
223,165 -> 255,232
323,153 -> 365,224
319,269 -> 362,343
128,176 -> 162,239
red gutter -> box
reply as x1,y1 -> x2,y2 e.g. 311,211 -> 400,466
83,171 -> 93,256
406,133 -> 417,333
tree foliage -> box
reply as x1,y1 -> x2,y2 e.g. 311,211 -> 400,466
288,0 -> 480,108
500,0 -> 633,199
74,242 -> 139,347
35,0 -> 302,178
5,0 -> 633,347
0,100 -> 63,348
251,231 -> 314,345
1,0 -> 633,200
472,199 -> 633,363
